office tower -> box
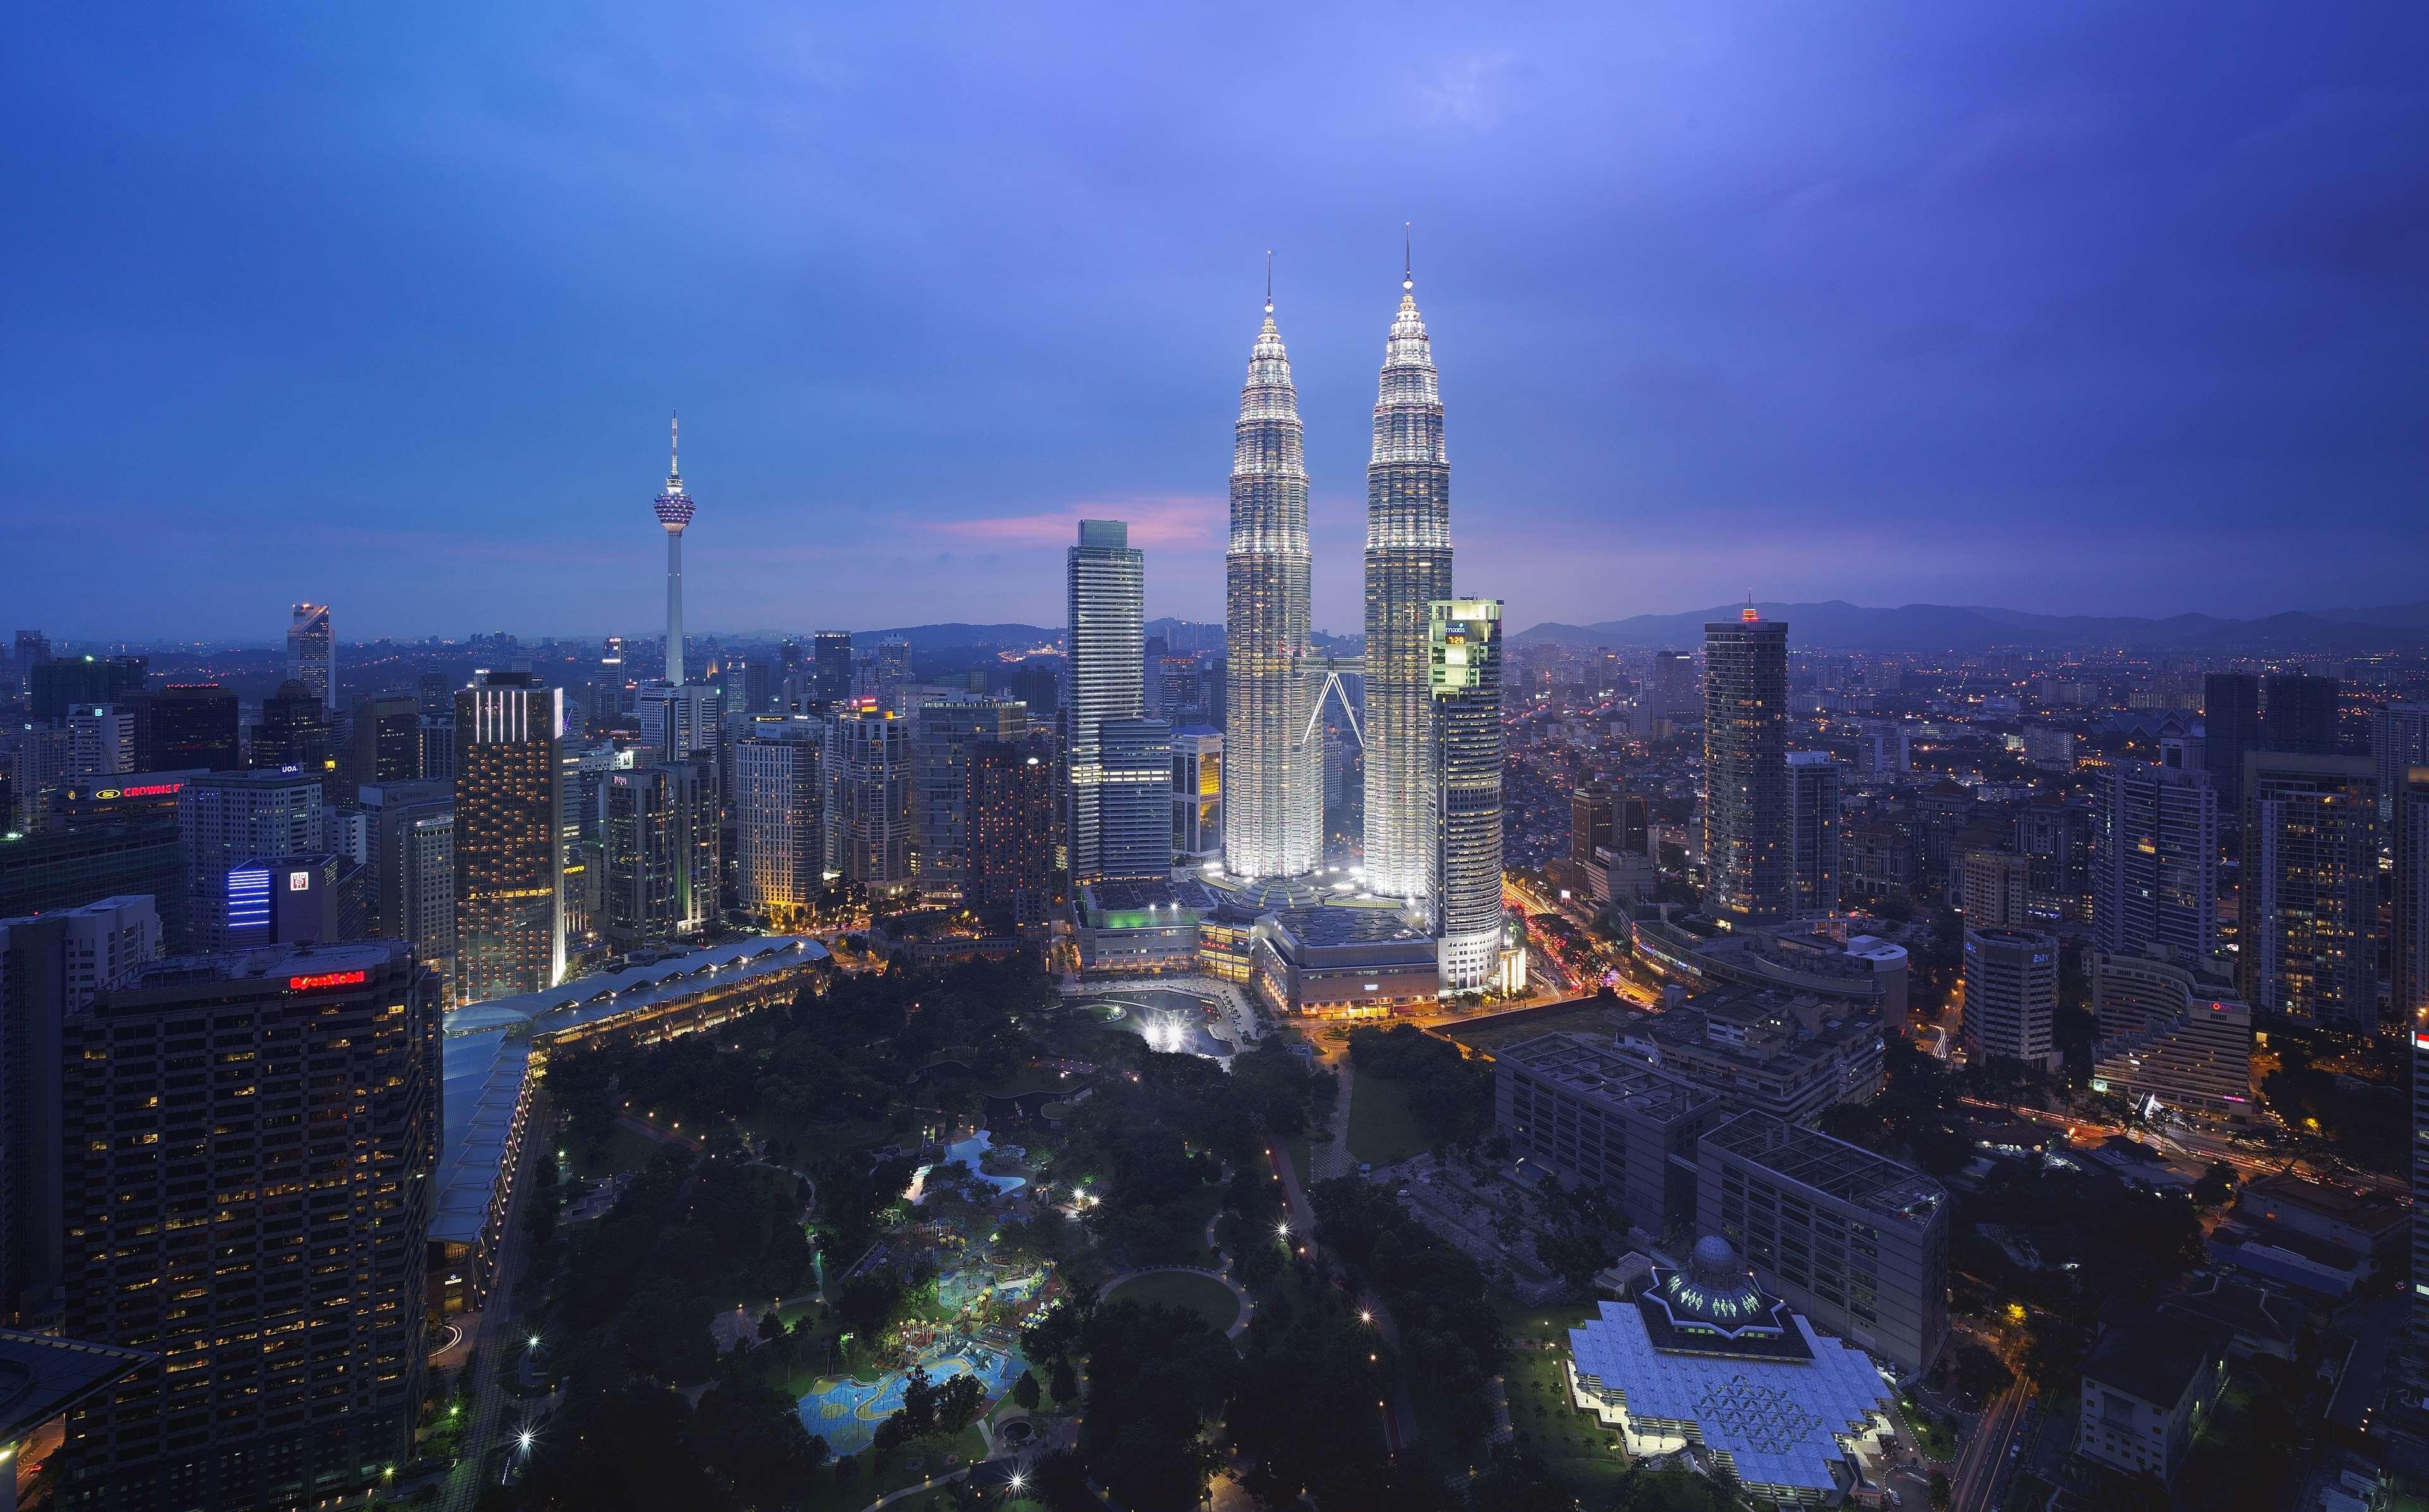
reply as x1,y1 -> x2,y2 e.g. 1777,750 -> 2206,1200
1171,728 -> 1223,860
873,637 -> 912,715
417,710 -> 456,782
1619,793 -> 1651,858
913,696 -> 1027,900
836,706 -> 913,897
285,602 -> 335,711
2091,759 -> 2218,963
0,897 -> 161,1325
2399,769 -> 2429,1027
178,768 -> 326,945
2202,672 -> 2260,825
1963,926 -> 2059,1069
219,852 -> 347,948
30,655 -> 147,722
736,729 -> 824,925
359,779 -> 454,973
2241,753 -> 2375,1027
1786,753 -> 1845,918
1961,850 -> 2032,929
638,680 -> 722,764
1573,780 -> 1617,875
2376,705 -> 2429,825
53,941 -> 436,1508
1699,1111 -> 1949,1378
344,693 -> 421,793
2014,794 -> 2094,923
67,704 -> 140,777
1222,283 -> 1319,880
1652,650 -> 1697,723
1703,608 -> 1791,924
454,672 -> 564,1003
152,684 -> 241,771
602,766 -> 679,948
1430,599 -> 1504,992
812,632 -> 853,704
1098,716 -> 1174,882
11,631 -> 50,694
2262,673 -> 2340,756
1066,519 -> 1147,887
1362,257 -> 1454,904
652,415 -> 696,684
252,680 -> 333,777
415,672 -> 450,715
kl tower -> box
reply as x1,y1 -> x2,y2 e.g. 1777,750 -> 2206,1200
653,414 -> 696,684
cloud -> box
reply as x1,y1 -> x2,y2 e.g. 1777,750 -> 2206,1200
1418,52 -> 1519,129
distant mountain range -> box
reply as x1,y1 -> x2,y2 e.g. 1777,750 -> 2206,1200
1512,601 -> 2429,654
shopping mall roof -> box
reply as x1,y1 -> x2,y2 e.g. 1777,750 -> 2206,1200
435,1030 -> 533,1248
0,1329 -> 155,1444
443,935 -> 826,1038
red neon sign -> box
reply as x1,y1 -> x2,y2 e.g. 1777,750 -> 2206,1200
288,970 -> 368,992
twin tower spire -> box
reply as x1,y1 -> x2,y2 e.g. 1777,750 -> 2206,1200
1221,241 -> 1452,900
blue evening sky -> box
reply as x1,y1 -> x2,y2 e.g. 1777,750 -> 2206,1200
4,4 -> 2425,641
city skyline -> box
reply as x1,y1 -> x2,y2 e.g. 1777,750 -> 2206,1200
7,7 -> 2428,639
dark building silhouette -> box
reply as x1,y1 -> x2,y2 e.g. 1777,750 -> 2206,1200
151,684 -> 241,771
1703,611 -> 1791,924
2262,673 -> 2341,756
2202,673 -> 2261,823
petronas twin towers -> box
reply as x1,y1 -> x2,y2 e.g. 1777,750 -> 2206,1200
1221,260 -> 1457,907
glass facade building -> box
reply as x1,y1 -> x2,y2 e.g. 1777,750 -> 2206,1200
1703,613 -> 1791,924
1065,520 -> 1147,886
1429,599 -> 1503,991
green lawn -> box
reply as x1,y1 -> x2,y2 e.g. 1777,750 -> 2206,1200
1103,1270 -> 1241,1332
1347,1073 -> 1428,1166
1283,1132 -> 1314,1189
1900,1398 -> 1957,1462
1492,1300 -> 1631,1490
794,1425 -> 990,1512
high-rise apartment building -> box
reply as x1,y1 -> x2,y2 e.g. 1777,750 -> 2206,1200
2091,759 -> 2218,962
1222,285 -> 1319,881
1652,650 -> 1697,724
2397,768 -> 2429,1027
1960,850 -> 2032,930
837,706 -> 914,898
1430,599 -> 1504,992
1963,926 -> 2060,1070
152,684 -> 242,772
602,765 -> 679,949
454,672 -> 564,1003
913,698 -> 1028,901
2375,705 -> 2429,826
1362,262 -> 1454,904
0,897 -> 161,1324
967,734 -> 1058,931
2203,673 -> 2261,825
2015,794 -> 2095,923
359,778 -> 454,978
2262,673 -> 2340,756
1703,610 -> 1791,925
52,942 -> 436,1509
2241,753 -> 2375,1028
638,680 -> 723,765
1786,753 -> 1845,918
287,602 -> 335,711
1066,519 -> 1147,887
177,768 -> 326,946
872,637 -> 912,715
736,726 -> 825,925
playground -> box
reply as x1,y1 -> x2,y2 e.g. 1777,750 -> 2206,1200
797,1337 -> 1029,1457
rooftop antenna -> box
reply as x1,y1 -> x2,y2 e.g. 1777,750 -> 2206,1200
670,411 -> 681,477
1742,589 -> 1758,622
1264,249 -> 1273,315
1403,221 -> 1413,292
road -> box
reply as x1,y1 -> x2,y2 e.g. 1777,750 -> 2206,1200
1944,1382 -> 2033,1512
438,1114 -> 550,1512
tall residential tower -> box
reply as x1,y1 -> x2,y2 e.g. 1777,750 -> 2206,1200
1363,254 -> 1453,902
1222,275 -> 1320,880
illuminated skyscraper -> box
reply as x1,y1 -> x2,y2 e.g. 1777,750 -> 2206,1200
1066,520 -> 1147,886
453,671 -> 564,1002
287,602 -> 334,711
652,415 -> 696,685
1222,273 -> 1319,880
1703,607 -> 1791,924
1363,249 -> 1454,902
2091,760 -> 2217,961
2241,752 -> 2375,1028
1429,599 -> 1503,992
967,734 -> 1058,931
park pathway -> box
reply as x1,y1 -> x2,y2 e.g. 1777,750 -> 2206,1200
1094,1194 -> 1253,1336
1310,1058 -> 1356,1181
1264,1141 -> 1419,1452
